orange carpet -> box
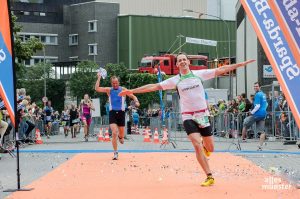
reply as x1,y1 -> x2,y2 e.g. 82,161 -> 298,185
6,153 -> 300,199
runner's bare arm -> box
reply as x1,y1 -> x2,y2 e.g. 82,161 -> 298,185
95,73 -> 110,93
89,100 -> 95,111
215,59 -> 255,76
121,87 -> 140,107
119,83 -> 163,96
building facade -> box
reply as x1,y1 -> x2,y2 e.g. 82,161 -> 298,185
118,15 -> 236,70
11,0 -> 119,67
235,1 -> 277,97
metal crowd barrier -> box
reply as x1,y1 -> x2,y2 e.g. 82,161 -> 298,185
89,116 -> 110,136
211,111 -> 299,141
156,110 -> 299,145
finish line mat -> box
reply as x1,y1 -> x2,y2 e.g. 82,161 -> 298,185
6,153 -> 300,199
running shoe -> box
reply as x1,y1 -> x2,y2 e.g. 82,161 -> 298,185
201,176 -> 215,187
112,152 -> 118,160
257,146 -> 262,151
203,146 -> 211,157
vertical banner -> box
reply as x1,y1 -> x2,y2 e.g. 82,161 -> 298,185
241,0 -> 300,129
268,0 -> 300,69
0,0 -> 16,127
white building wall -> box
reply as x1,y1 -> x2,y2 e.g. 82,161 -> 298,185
100,0 -> 206,17
236,14 -> 258,98
99,0 -> 237,20
236,19 -> 246,96
206,0 -> 238,20
246,15 -> 258,96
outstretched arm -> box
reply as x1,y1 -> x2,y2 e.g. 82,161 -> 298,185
95,73 -> 110,93
119,83 -> 163,96
215,59 -> 255,76
128,94 -> 140,107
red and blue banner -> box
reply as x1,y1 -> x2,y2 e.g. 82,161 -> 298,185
268,0 -> 300,69
241,0 -> 300,129
0,0 -> 16,127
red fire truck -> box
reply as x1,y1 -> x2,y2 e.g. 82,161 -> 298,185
138,54 -> 208,75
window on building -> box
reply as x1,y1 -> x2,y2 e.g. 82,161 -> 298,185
49,36 -> 56,44
24,11 -> 30,16
29,56 -> 58,66
163,60 -> 169,66
18,33 -> 58,45
45,35 -> 57,45
40,12 -> 46,16
24,59 -> 31,66
69,56 -> 79,61
88,20 -> 97,32
88,44 -> 97,55
34,58 -> 41,64
24,35 -> 30,41
69,34 -> 78,46
40,36 -> 46,43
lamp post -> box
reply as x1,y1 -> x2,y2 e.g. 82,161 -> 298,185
214,58 -> 218,89
183,9 -> 232,99
43,46 -> 46,98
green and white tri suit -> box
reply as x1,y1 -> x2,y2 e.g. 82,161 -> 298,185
159,69 -> 216,122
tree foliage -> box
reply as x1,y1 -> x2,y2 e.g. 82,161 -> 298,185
124,73 -> 167,109
11,14 -> 44,78
69,61 -> 169,114
18,78 -> 66,111
69,60 -> 99,100
25,62 -> 53,80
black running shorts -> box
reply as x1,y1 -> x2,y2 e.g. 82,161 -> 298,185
109,110 -> 125,126
183,119 -> 212,137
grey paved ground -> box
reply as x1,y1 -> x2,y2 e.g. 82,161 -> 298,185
1,127 -> 300,198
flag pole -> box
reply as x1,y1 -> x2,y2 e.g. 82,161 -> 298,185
3,0 -> 34,192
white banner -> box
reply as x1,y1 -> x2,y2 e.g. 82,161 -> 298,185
91,98 -> 101,117
263,65 -> 276,78
185,37 -> 217,47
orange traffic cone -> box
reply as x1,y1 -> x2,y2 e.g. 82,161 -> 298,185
97,128 -> 104,142
143,128 -> 151,142
104,128 -> 111,142
161,128 -> 169,145
35,128 -> 43,144
153,128 -> 160,143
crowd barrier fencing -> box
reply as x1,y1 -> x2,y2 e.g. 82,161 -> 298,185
147,111 -> 300,146
2,110 -> 299,151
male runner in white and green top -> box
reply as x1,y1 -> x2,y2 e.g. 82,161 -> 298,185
119,52 -> 255,187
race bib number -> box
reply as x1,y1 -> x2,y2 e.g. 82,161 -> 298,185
192,112 -> 210,128
72,119 -> 80,124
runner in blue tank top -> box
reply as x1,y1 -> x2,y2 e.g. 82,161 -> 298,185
95,74 -> 140,160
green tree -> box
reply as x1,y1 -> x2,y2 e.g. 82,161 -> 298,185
69,60 -> 99,100
11,14 -> 43,79
18,78 -> 65,112
125,73 -> 169,109
25,62 -> 53,80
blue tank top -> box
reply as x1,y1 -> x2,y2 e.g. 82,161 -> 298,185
109,87 -> 125,111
